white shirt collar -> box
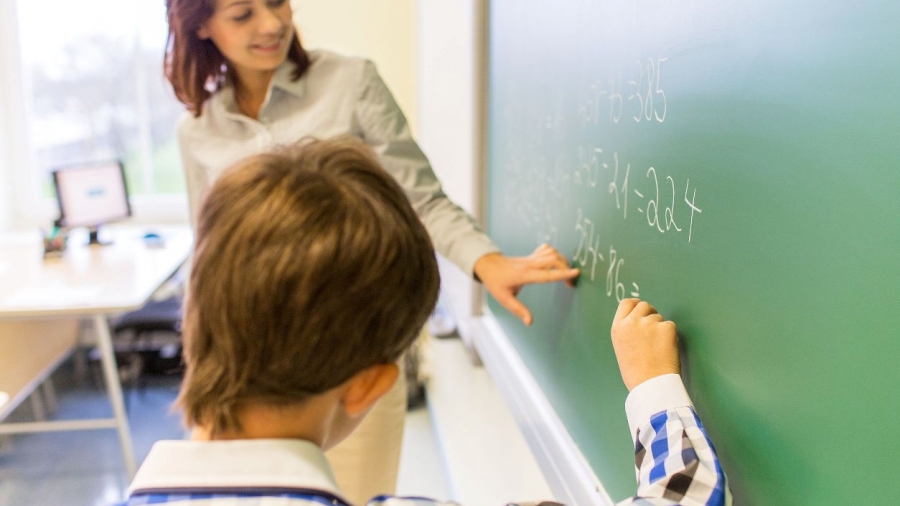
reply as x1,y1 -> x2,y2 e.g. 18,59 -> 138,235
218,59 -> 309,117
270,58 -> 309,100
128,438 -> 345,499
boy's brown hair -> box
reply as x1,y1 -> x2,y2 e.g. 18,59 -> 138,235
177,136 -> 439,435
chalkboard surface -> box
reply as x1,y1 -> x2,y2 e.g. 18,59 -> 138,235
485,1 -> 900,504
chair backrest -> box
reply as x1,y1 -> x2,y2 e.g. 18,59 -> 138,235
111,296 -> 182,335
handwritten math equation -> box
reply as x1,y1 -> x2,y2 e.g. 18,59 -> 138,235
573,208 -> 641,302
574,145 -> 703,243
577,58 -> 669,125
495,55 -> 704,300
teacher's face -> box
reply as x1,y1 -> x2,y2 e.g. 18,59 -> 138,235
199,0 -> 294,79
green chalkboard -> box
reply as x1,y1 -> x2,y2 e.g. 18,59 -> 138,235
486,1 -> 900,504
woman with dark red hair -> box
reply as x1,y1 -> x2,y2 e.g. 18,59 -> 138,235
164,0 -> 579,502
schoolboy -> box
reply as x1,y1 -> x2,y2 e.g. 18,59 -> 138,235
120,137 -> 730,505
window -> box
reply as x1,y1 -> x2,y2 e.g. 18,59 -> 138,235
8,0 -> 187,222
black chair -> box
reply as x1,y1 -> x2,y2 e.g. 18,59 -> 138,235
113,295 -> 182,339
109,294 -> 184,392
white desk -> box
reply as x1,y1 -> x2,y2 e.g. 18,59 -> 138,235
0,225 -> 193,478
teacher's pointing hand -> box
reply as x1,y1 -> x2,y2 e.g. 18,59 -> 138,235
474,243 -> 579,326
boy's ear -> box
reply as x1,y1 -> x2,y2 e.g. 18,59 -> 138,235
341,363 -> 399,417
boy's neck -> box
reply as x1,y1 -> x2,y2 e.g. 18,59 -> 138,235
190,392 -> 343,448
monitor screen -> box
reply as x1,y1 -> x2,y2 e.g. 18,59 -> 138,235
52,161 -> 131,228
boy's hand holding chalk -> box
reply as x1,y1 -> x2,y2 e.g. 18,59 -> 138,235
610,299 -> 681,391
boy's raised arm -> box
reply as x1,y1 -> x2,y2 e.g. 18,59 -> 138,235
611,299 -> 732,506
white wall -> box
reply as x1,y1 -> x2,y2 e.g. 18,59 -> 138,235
292,0 -> 418,133
416,0 -> 485,348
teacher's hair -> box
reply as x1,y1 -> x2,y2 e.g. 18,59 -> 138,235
164,0 -> 310,117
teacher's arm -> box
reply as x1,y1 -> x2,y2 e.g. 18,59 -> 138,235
354,59 -> 578,325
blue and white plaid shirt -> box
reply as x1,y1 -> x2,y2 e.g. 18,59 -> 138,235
119,375 -> 729,506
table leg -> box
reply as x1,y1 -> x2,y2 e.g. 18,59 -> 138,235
41,378 -> 58,414
92,314 -> 137,478
30,390 -> 46,421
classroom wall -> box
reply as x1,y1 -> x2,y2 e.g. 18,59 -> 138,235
292,0 -> 418,133
416,0 -> 483,347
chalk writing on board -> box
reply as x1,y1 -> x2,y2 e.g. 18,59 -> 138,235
577,58 -> 668,125
606,151 -> 631,219
605,246 -> 640,301
573,208 -> 604,280
574,146 -> 602,187
499,143 -> 572,247
574,146 -> 704,242
634,170 -> 703,242
573,208 -> 641,302
631,167 -> 703,242
628,58 -> 668,123
683,179 -> 702,243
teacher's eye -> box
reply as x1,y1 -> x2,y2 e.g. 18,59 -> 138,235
267,0 -> 288,7
232,9 -> 252,22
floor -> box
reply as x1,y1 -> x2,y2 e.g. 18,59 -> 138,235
0,357 -> 450,506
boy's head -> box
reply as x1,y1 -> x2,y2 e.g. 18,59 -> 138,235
177,136 -> 439,438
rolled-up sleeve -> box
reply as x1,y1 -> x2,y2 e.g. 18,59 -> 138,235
353,61 -> 499,277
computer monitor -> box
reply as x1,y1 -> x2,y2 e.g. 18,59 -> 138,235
52,161 -> 131,246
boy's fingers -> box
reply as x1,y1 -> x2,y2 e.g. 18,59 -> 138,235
647,312 -> 665,322
632,300 -> 659,318
614,298 -> 641,322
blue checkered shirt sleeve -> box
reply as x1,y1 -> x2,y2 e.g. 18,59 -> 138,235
616,407 -> 731,506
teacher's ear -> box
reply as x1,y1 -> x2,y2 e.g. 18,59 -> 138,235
197,24 -> 210,40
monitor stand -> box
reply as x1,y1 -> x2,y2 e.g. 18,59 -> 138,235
87,226 -> 112,247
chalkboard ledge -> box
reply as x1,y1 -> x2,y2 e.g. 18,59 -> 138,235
474,311 -> 614,506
